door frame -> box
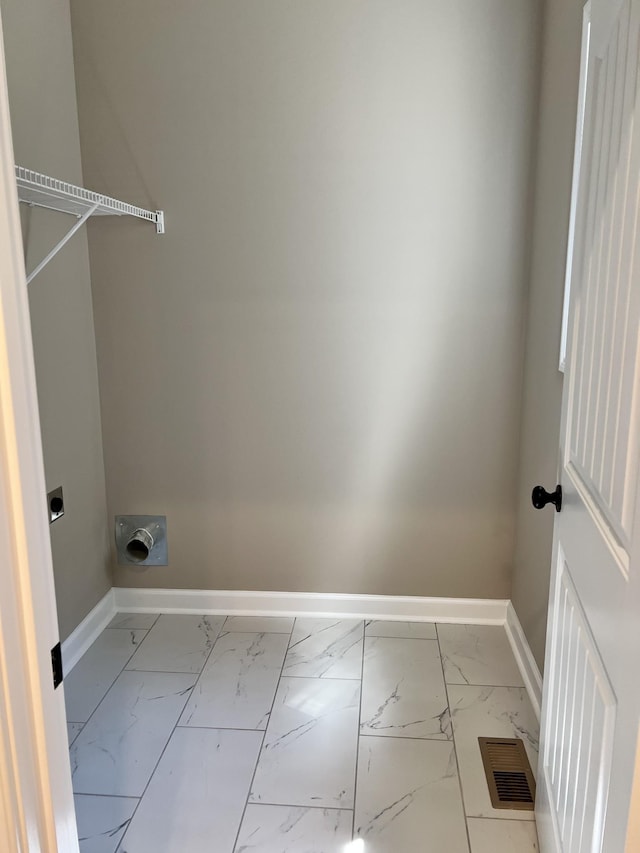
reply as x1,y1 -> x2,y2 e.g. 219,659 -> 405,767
0,9 -> 79,853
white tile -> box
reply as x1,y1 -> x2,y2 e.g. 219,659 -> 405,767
283,618 -> 363,679
67,722 -> 83,747
70,670 -> 197,797
355,737 -> 468,852
64,629 -> 148,723
449,685 -> 538,820
437,624 -> 524,687
119,727 -> 262,853
235,804 -> 353,852
360,637 -> 450,739
223,616 -> 294,634
365,620 -> 437,639
180,632 -> 289,730
74,794 -> 137,853
126,614 -> 225,673
467,818 -> 539,852
107,613 -> 159,630
250,677 -> 360,809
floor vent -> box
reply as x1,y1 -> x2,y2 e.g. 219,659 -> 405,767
478,737 -> 535,810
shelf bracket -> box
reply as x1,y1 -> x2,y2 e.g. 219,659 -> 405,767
25,201 -> 99,284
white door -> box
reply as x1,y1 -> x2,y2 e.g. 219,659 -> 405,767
537,0 -> 640,850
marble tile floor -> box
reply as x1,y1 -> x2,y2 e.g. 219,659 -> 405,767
65,615 -> 540,853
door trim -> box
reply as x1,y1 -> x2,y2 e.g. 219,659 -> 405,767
0,8 -> 79,851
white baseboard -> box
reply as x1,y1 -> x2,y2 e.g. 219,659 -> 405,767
61,589 -> 116,675
113,587 -> 509,625
505,601 -> 543,720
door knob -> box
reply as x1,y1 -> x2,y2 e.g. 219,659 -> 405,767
531,484 -> 562,512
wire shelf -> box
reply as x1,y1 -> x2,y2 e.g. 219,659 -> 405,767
15,166 -> 164,234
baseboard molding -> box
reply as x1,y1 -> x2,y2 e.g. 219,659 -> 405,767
61,589 -> 116,675
113,587 -> 509,625
505,601 -> 543,720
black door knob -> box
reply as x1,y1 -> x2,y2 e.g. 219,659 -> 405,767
531,484 -> 562,512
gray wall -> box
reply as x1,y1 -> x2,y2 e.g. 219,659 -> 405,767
512,0 -> 586,669
1,0 -> 111,639
70,0 -> 540,597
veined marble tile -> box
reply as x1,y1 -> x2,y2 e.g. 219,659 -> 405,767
70,670 -> 196,797
223,616 -> 294,634
179,632 -> 288,730
74,794 -> 137,853
126,614 -> 225,673
107,613 -> 160,630
250,677 -> 360,809
67,722 -> 83,747
467,817 -> 539,852
449,685 -> 538,821
64,629 -> 148,723
437,624 -> 524,687
355,737 -> 468,852
118,727 -> 262,853
283,618 -> 363,679
360,636 -> 451,739
365,620 -> 437,640
235,804 -> 353,852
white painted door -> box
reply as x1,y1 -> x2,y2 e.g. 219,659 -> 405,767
537,0 -> 640,850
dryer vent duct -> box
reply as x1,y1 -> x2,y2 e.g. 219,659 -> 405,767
126,527 -> 154,562
115,515 -> 168,566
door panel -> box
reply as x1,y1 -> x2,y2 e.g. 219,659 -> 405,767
567,0 -> 640,567
542,554 -> 616,852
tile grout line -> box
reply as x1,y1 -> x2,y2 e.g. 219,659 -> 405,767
66,722 -> 84,748
74,790 -> 356,816
117,667 -> 484,684
175,724 -> 270,733
105,613 -> 161,632
351,622 -> 366,841
71,792 -> 140,801
364,633 -> 439,641
114,614 -> 227,852
234,801 -> 354,814
443,682 -> 527,690
463,814 -> 540,824
116,617 -> 158,661
66,627 -> 152,755
358,732 -> 456,743
230,616 -> 298,853
435,623 -> 473,853
270,675 -> 368,681
125,668 -> 237,676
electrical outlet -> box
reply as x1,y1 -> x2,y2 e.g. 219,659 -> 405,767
47,486 -> 64,523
